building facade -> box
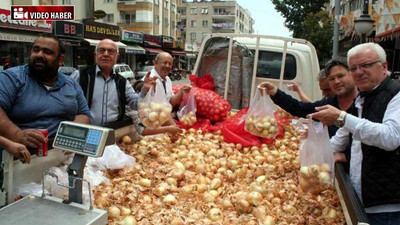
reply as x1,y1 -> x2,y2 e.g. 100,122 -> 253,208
331,0 -> 400,73
178,0 -> 254,53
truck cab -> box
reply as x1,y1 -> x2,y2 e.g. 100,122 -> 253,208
192,33 -> 322,109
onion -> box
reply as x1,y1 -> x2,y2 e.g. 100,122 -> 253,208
210,178 -> 222,190
121,135 -> 132,145
208,208 -> 223,221
170,217 -> 184,225
108,205 -> 120,219
247,191 -> 263,206
119,216 -> 137,225
139,178 -> 151,187
235,199 -> 252,214
120,206 -> 132,216
263,215 -> 276,225
163,194 -> 176,205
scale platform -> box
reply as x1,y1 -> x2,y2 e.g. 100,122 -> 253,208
0,195 -> 107,225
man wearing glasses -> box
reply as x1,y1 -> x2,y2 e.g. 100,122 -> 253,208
311,43 -> 400,225
72,39 -> 153,127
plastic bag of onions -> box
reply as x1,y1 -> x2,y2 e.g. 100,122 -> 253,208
177,88 -> 197,126
138,86 -> 172,129
298,118 -> 334,193
242,88 -> 278,139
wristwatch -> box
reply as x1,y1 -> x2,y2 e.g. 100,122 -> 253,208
334,111 -> 347,128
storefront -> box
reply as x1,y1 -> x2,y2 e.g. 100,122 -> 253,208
81,21 -> 124,66
121,30 -> 146,71
53,21 -> 84,68
136,34 -> 164,67
0,8 -> 52,68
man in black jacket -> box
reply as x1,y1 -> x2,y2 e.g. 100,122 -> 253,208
311,43 -> 400,225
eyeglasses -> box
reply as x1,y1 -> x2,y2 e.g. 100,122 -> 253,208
349,60 -> 381,73
97,48 -> 117,55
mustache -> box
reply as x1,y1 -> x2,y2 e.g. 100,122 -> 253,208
32,57 -> 47,64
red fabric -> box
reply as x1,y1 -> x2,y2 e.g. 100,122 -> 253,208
175,117 -> 212,132
189,74 -> 215,90
220,122 -> 261,147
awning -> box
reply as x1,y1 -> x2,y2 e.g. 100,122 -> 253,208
125,44 -> 146,54
170,50 -> 186,55
144,47 -> 164,55
59,38 -> 82,47
83,38 -> 128,48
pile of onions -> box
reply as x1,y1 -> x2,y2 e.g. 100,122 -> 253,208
179,111 -> 197,126
138,102 -> 172,129
94,125 -> 344,225
299,163 -> 332,193
244,115 -> 278,138
275,107 -> 295,120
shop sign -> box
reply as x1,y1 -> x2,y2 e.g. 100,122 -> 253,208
83,20 -> 120,41
0,32 -> 37,42
122,30 -> 143,44
54,21 -> 83,38
144,34 -> 161,47
0,8 -> 52,32
161,35 -> 173,48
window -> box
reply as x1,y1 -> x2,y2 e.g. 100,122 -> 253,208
103,14 -> 114,23
164,18 -> 169,26
256,51 -> 297,80
201,7 -> 208,14
124,13 -> 136,24
62,0 -> 71,4
190,8 -> 197,15
190,32 -> 196,41
155,15 -> 160,24
172,4 -> 176,12
191,20 -> 197,27
164,1 -> 169,9
155,0 -> 159,5
202,20 -> 208,27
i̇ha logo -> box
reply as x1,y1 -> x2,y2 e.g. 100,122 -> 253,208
11,6 -> 74,21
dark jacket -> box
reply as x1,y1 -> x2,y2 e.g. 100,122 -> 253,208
78,65 -> 127,122
358,77 -> 400,207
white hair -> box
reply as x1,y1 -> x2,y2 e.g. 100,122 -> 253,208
347,42 -> 386,64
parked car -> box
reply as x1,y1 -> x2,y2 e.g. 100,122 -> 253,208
136,65 -> 154,79
114,64 -> 135,81
58,66 -> 77,76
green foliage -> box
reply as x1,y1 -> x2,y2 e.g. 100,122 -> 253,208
271,0 -> 332,62
302,11 -> 333,63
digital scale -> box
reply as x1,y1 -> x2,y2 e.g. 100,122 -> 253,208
0,121 -> 115,225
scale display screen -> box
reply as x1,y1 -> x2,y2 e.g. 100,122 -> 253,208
53,122 -> 114,157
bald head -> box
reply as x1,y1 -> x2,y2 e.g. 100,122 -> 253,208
154,52 -> 173,78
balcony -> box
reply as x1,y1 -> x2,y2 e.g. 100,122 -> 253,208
212,23 -> 234,33
117,0 -> 152,11
118,19 -> 153,32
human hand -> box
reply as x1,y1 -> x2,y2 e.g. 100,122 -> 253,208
307,105 -> 342,126
15,129 -> 45,148
179,85 -> 191,93
166,125 -> 182,135
334,152 -> 347,163
6,141 -> 31,164
143,71 -> 157,92
289,82 -> 300,92
258,82 -> 278,96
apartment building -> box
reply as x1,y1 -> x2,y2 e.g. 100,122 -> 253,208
177,0 -> 254,52
96,0 -> 180,38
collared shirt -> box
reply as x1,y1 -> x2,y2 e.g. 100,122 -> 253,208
72,66 -> 144,126
0,65 -> 91,137
145,68 -> 174,101
331,91 -> 400,213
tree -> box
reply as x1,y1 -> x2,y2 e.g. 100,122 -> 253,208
271,0 -> 332,63
302,11 -> 333,63
271,0 -> 328,37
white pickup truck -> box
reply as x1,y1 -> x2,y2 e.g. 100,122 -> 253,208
192,33 -> 322,110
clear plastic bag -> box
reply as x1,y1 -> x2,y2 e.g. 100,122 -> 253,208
87,144 -> 135,171
243,88 -> 278,138
298,118 -> 334,193
138,86 -> 172,129
177,89 -> 197,126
